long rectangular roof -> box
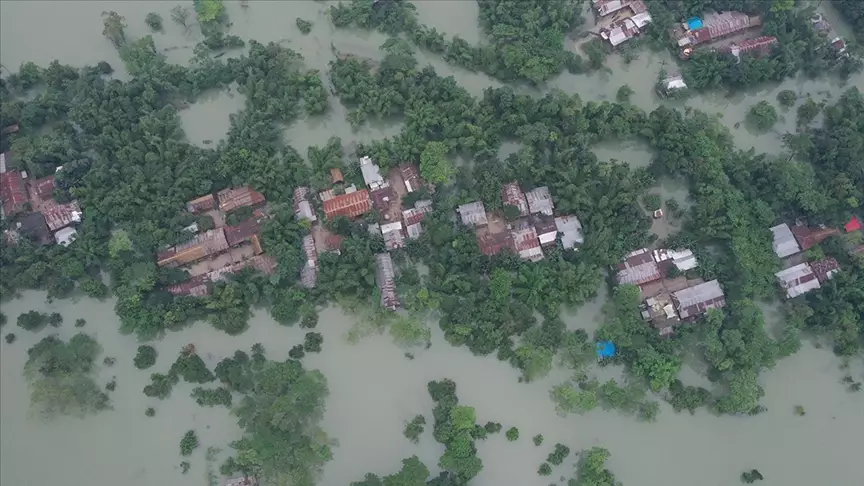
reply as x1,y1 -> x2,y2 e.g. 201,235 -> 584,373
42,200 -> 82,231
0,171 -> 28,215
775,263 -> 821,298
157,228 -> 229,267
323,190 -> 373,219
187,194 -> 216,214
375,253 -> 399,310
217,186 -> 266,212
525,186 -> 554,216
771,223 -> 801,258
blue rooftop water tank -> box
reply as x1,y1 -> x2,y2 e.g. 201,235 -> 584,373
596,341 -> 616,360
687,17 -> 704,30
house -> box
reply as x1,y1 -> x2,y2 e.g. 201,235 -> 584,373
399,164 -> 423,192
770,223 -> 801,258
217,186 -> 266,213
775,263 -> 821,299
157,228 -> 229,267
524,186 -> 554,216
555,215 -> 584,249
18,211 -> 52,245
477,230 -> 513,256
662,74 -> 688,94
642,294 -> 680,336
223,475 -> 257,486
831,37 -> 847,55
501,181 -> 529,217
187,194 -> 216,214
676,12 -> 761,48
29,175 -> 57,202
300,235 -> 318,288
375,252 -> 399,310
380,221 -> 406,250
224,219 -> 263,253
42,200 -> 82,231
653,248 -> 698,272
845,216 -> 861,233
601,13 -> 652,47
510,220 -> 544,262
370,185 -> 396,214
810,257 -> 840,284
1,124 -> 19,135
810,13 -> 831,34
592,0 -> 646,17
402,200 -> 432,239
457,201 -> 488,227
167,275 -> 211,297
330,168 -> 344,184
672,279 -> 726,319
208,255 -> 277,282
293,186 -> 317,222
360,156 -> 386,190
54,226 -> 78,247
720,36 -> 778,61
790,225 -> 840,251
533,215 -> 558,246
617,248 -> 662,286
1,170 -> 28,216
323,190 -> 373,219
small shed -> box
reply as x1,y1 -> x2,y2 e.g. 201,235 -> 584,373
330,168 -> 345,184
845,216 -> 861,233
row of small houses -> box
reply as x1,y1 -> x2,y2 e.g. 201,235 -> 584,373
293,157 -> 433,311
1,152 -> 82,247
770,217 -> 862,299
457,183 -> 584,261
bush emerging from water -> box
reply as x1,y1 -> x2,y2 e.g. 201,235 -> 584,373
74,318 -> 87,328
180,430 -> 199,456
145,407 -> 156,417
5,333 -> 16,344
17,310 -> 48,332
505,427 -> 519,441
777,90 -> 797,108
538,463 -> 552,476
533,434 -> 544,446
643,194 -> 662,212
134,345 -> 157,369
747,101 -> 778,131
145,12 -> 163,31
296,17 -> 313,34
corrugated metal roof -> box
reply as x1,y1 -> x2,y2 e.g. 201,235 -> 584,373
217,186 -> 266,212
187,194 -> 216,214
30,175 -> 56,201
810,257 -> 840,284
525,187 -> 554,216
672,280 -> 726,319
457,201 -> 488,227
510,221 -> 543,261
771,223 -> 801,258
1,170 -> 28,215
791,225 -> 840,251
477,230 -> 512,256
157,228 -> 229,267
360,156 -> 385,189
42,200 -> 81,231
167,275 -> 211,297
376,253 -> 399,310
224,219 -> 261,247
54,226 -> 77,246
323,190 -> 373,219
775,263 -> 821,299
399,164 -> 423,192
532,215 -> 557,246
617,248 -> 662,285
555,215 -> 584,249
501,181 -> 529,217
370,186 -> 396,213
330,168 -> 344,184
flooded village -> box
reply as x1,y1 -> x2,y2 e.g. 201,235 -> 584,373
1,2 -> 863,486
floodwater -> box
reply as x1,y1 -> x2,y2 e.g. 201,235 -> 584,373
2,2 -> 863,486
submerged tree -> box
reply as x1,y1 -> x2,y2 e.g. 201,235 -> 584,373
170,5 -> 190,28
101,11 -> 127,48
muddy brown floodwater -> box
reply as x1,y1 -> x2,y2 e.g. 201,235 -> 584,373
1,2 -> 862,486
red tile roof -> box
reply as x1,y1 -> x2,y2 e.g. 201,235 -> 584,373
30,175 -> 56,202
323,190 -> 372,219
501,181 -> 529,217
157,228 -> 229,267
167,275 -> 211,297
477,231 -> 512,256
217,186 -> 266,212
42,200 -> 81,231
790,225 -> 841,251
224,219 -> 262,247
845,216 -> 861,233
811,257 -> 841,283
187,194 -> 216,214
1,171 -> 28,215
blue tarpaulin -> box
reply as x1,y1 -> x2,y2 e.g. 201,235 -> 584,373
687,17 -> 704,30
596,341 -> 616,359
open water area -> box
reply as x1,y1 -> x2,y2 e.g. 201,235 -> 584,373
1,2 -> 863,486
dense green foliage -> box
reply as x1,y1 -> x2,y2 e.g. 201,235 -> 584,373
547,443 -> 571,466
24,333 -> 110,417
569,447 -> 622,486
180,429 -> 199,456
17,310 -> 48,331
134,345 -> 157,369
145,12 -> 163,31
296,17 -> 313,34
404,414 -> 426,443
746,101 -> 778,131
191,386 -> 232,407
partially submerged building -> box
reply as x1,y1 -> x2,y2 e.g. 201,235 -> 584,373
775,263 -> 821,299
672,279 -> 726,320
375,252 -> 399,311
720,36 -> 778,61
601,13 -> 652,47
157,228 -> 230,268
300,234 -> 318,288
322,190 -> 373,219
457,201 -> 488,227
555,215 -> 584,249
676,12 -> 762,48
770,223 -> 801,258
592,0 -> 647,16
223,475 -> 257,486
217,186 -> 266,213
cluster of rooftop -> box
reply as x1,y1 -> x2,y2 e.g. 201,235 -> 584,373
162,186 -> 277,297
616,247 -> 726,336
314,156 -> 432,310
1,152 -> 82,247
458,183 -> 584,261
593,0 -> 652,47
770,217 -> 861,299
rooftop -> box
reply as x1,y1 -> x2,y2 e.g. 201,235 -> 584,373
167,275 -> 211,297
360,156 -> 385,189
217,186 -> 266,213
1,170 -> 28,215
42,200 -> 82,231
293,186 -> 317,222
301,234 -> 318,288
617,248 -> 662,286
672,279 -> 726,319
370,185 -> 396,214
790,224 -> 840,251
532,214 -> 558,246
770,223 -> 802,258
330,168 -> 344,184
555,215 -> 584,249
510,221 -> 544,262
845,216 -> 861,233
157,228 -> 229,267
810,257 -> 840,284
381,221 -> 406,250
223,218 -> 262,248
399,164 -> 423,193
524,186 -> 554,216
457,201 -> 488,227
775,263 -> 821,299
54,226 -> 78,246
29,175 -> 56,202
501,181 -> 529,217
323,190 -> 373,219
375,252 -> 399,310
187,194 -> 216,214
